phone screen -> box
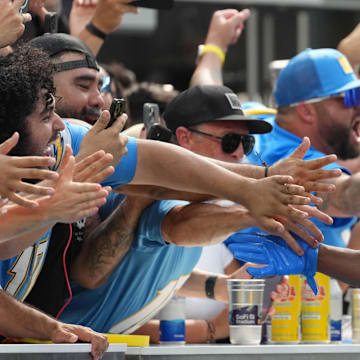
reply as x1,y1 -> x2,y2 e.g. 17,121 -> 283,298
106,98 -> 126,129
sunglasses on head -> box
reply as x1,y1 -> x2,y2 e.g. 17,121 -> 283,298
290,87 -> 360,108
100,75 -> 112,93
187,127 -> 255,155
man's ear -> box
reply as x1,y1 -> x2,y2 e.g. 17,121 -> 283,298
175,127 -> 193,150
296,102 -> 317,125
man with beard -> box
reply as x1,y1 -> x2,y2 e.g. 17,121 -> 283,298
193,22 -> 360,249
239,48 -> 360,249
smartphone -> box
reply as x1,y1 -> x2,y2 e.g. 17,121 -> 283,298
131,0 -> 174,10
106,98 -> 126,129
147,124 -> 173,142
19,0 -> 29,14
44,12 -> 58,34
143,103 -> 160,134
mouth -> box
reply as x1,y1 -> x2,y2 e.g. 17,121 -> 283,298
43,134 -> 60,156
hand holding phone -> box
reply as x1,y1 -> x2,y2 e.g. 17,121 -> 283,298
106,98 -> 126,129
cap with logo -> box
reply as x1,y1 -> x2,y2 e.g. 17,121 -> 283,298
164,85 -> 272,134
30,33 -> 99,73
275,48 -> 360,107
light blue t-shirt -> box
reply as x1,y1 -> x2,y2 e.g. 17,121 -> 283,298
60,195 -> 202,334
227,121 -> 357,249
0,122 -> 138,301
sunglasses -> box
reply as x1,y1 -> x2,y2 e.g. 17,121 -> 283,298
290,87 -> 360,108
187,127 -> 255,155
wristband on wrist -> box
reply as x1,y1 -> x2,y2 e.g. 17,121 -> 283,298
264,166 -> 269,177
205,275 -> 217,299
197,44 -> 225,66
85,22 -> 107,40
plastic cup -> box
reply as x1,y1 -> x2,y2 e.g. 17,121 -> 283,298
227,279 -> 265,345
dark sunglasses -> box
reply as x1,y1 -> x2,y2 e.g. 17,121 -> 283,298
187,127 -> 255,155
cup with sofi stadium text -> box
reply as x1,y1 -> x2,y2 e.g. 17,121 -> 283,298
227,279 -> 265,345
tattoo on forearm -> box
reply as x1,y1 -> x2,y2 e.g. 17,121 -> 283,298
87,204 -> 139,278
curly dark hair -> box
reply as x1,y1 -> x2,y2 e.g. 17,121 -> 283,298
0,43 -> 55,155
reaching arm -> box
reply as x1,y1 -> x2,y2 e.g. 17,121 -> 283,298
317,244 -> 360,287
71,195 -> 154,289
190,9 -> 250,87
316,172 -> 360,217
162,203 -> 255,247
0,291 -> 108,360
0,147 -> 111,258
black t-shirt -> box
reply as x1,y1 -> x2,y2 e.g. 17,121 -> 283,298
25,220 -> 84,317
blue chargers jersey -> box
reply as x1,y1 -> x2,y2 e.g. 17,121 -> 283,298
60,196 -> 202,334
0,122 -> 138,300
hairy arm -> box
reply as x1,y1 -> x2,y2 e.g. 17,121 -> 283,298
162,202 -> 255,247
71,196 -> 153,289
0,291 -> 109,359
317,172 -> 360,217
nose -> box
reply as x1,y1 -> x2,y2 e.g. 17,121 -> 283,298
53,112 -> 65,132
89,87 -> 105,109
229,143 -> 245,161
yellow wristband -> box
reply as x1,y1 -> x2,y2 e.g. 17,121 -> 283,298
199,44 -> 225,66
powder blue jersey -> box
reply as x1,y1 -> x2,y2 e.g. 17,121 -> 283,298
228,121 -> 357,249
59,196 -> 202,334
0,122 -> 138,301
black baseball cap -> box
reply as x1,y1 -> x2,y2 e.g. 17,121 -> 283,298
30,33 -> 99,72
164,85 -> 273,134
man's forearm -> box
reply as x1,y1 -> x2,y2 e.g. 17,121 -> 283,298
162,203 -> 255,247
77,28 -> 104,56
71,196 -> 151,289
317,173 -> 360,217
133,140 -> 257,203
0,204 -> 55,258
317,244 -> 360,287
176,268 -> 227,302
0,291 -> 57,339
190,52 -> 224,88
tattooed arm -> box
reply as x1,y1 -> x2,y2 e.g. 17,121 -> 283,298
316,172 -> 360,218
71,195 -> 154,289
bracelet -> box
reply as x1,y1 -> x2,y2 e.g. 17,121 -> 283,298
85,22 -> 107,40
264,166 -> 269,177
198,44 -> 225,66
205,275 -> 217,299
206,320 -> 216,343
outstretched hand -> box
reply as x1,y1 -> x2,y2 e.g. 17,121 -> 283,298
0,132 -> 59,208
269,137 -> 341,199
240,175 -> 312,252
